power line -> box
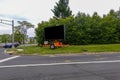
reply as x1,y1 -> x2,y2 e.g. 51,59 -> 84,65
0,19 -> 14,48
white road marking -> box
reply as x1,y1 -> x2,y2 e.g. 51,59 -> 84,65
1,60 -> 120,68
0,56 -> 20,63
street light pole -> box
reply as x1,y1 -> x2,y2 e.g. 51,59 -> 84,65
0,19 -> 14,48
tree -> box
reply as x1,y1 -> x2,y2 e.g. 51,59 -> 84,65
89,12 -> 102,44
36,7 -> 120,45
0,34 -> 11,43
17,21 -> 34,29
15,21 -> 34,44
14,30 -> 24,44
51,0 -> 72,18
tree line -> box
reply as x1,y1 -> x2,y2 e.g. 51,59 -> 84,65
35,0 -> 120,45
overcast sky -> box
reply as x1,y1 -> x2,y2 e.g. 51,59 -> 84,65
0,0 -> 120,37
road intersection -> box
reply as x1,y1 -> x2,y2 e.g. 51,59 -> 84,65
1,48 -> 120,80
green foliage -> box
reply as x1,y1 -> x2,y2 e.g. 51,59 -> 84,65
14,30 -> 24,43
0,34 -> 11,43
51,0 -> 72,18
36,8 -> 120,45
17,21 -> 34,29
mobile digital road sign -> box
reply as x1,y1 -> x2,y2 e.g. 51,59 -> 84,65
44,25 -> 65,40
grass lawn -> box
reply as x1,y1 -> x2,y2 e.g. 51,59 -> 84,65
7,44 -> 120,55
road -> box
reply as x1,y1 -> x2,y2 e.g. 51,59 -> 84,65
0,48 -> 120,80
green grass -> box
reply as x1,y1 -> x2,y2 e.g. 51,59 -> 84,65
7,44 -> 120,55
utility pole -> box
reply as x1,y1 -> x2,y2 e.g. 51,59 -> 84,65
12,20 -> 14,48
0,19 -> 14,48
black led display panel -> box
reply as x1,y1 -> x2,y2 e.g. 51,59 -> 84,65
44,25 -> 65,40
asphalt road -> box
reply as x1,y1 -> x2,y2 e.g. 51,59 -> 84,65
0,48 -> 120,80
